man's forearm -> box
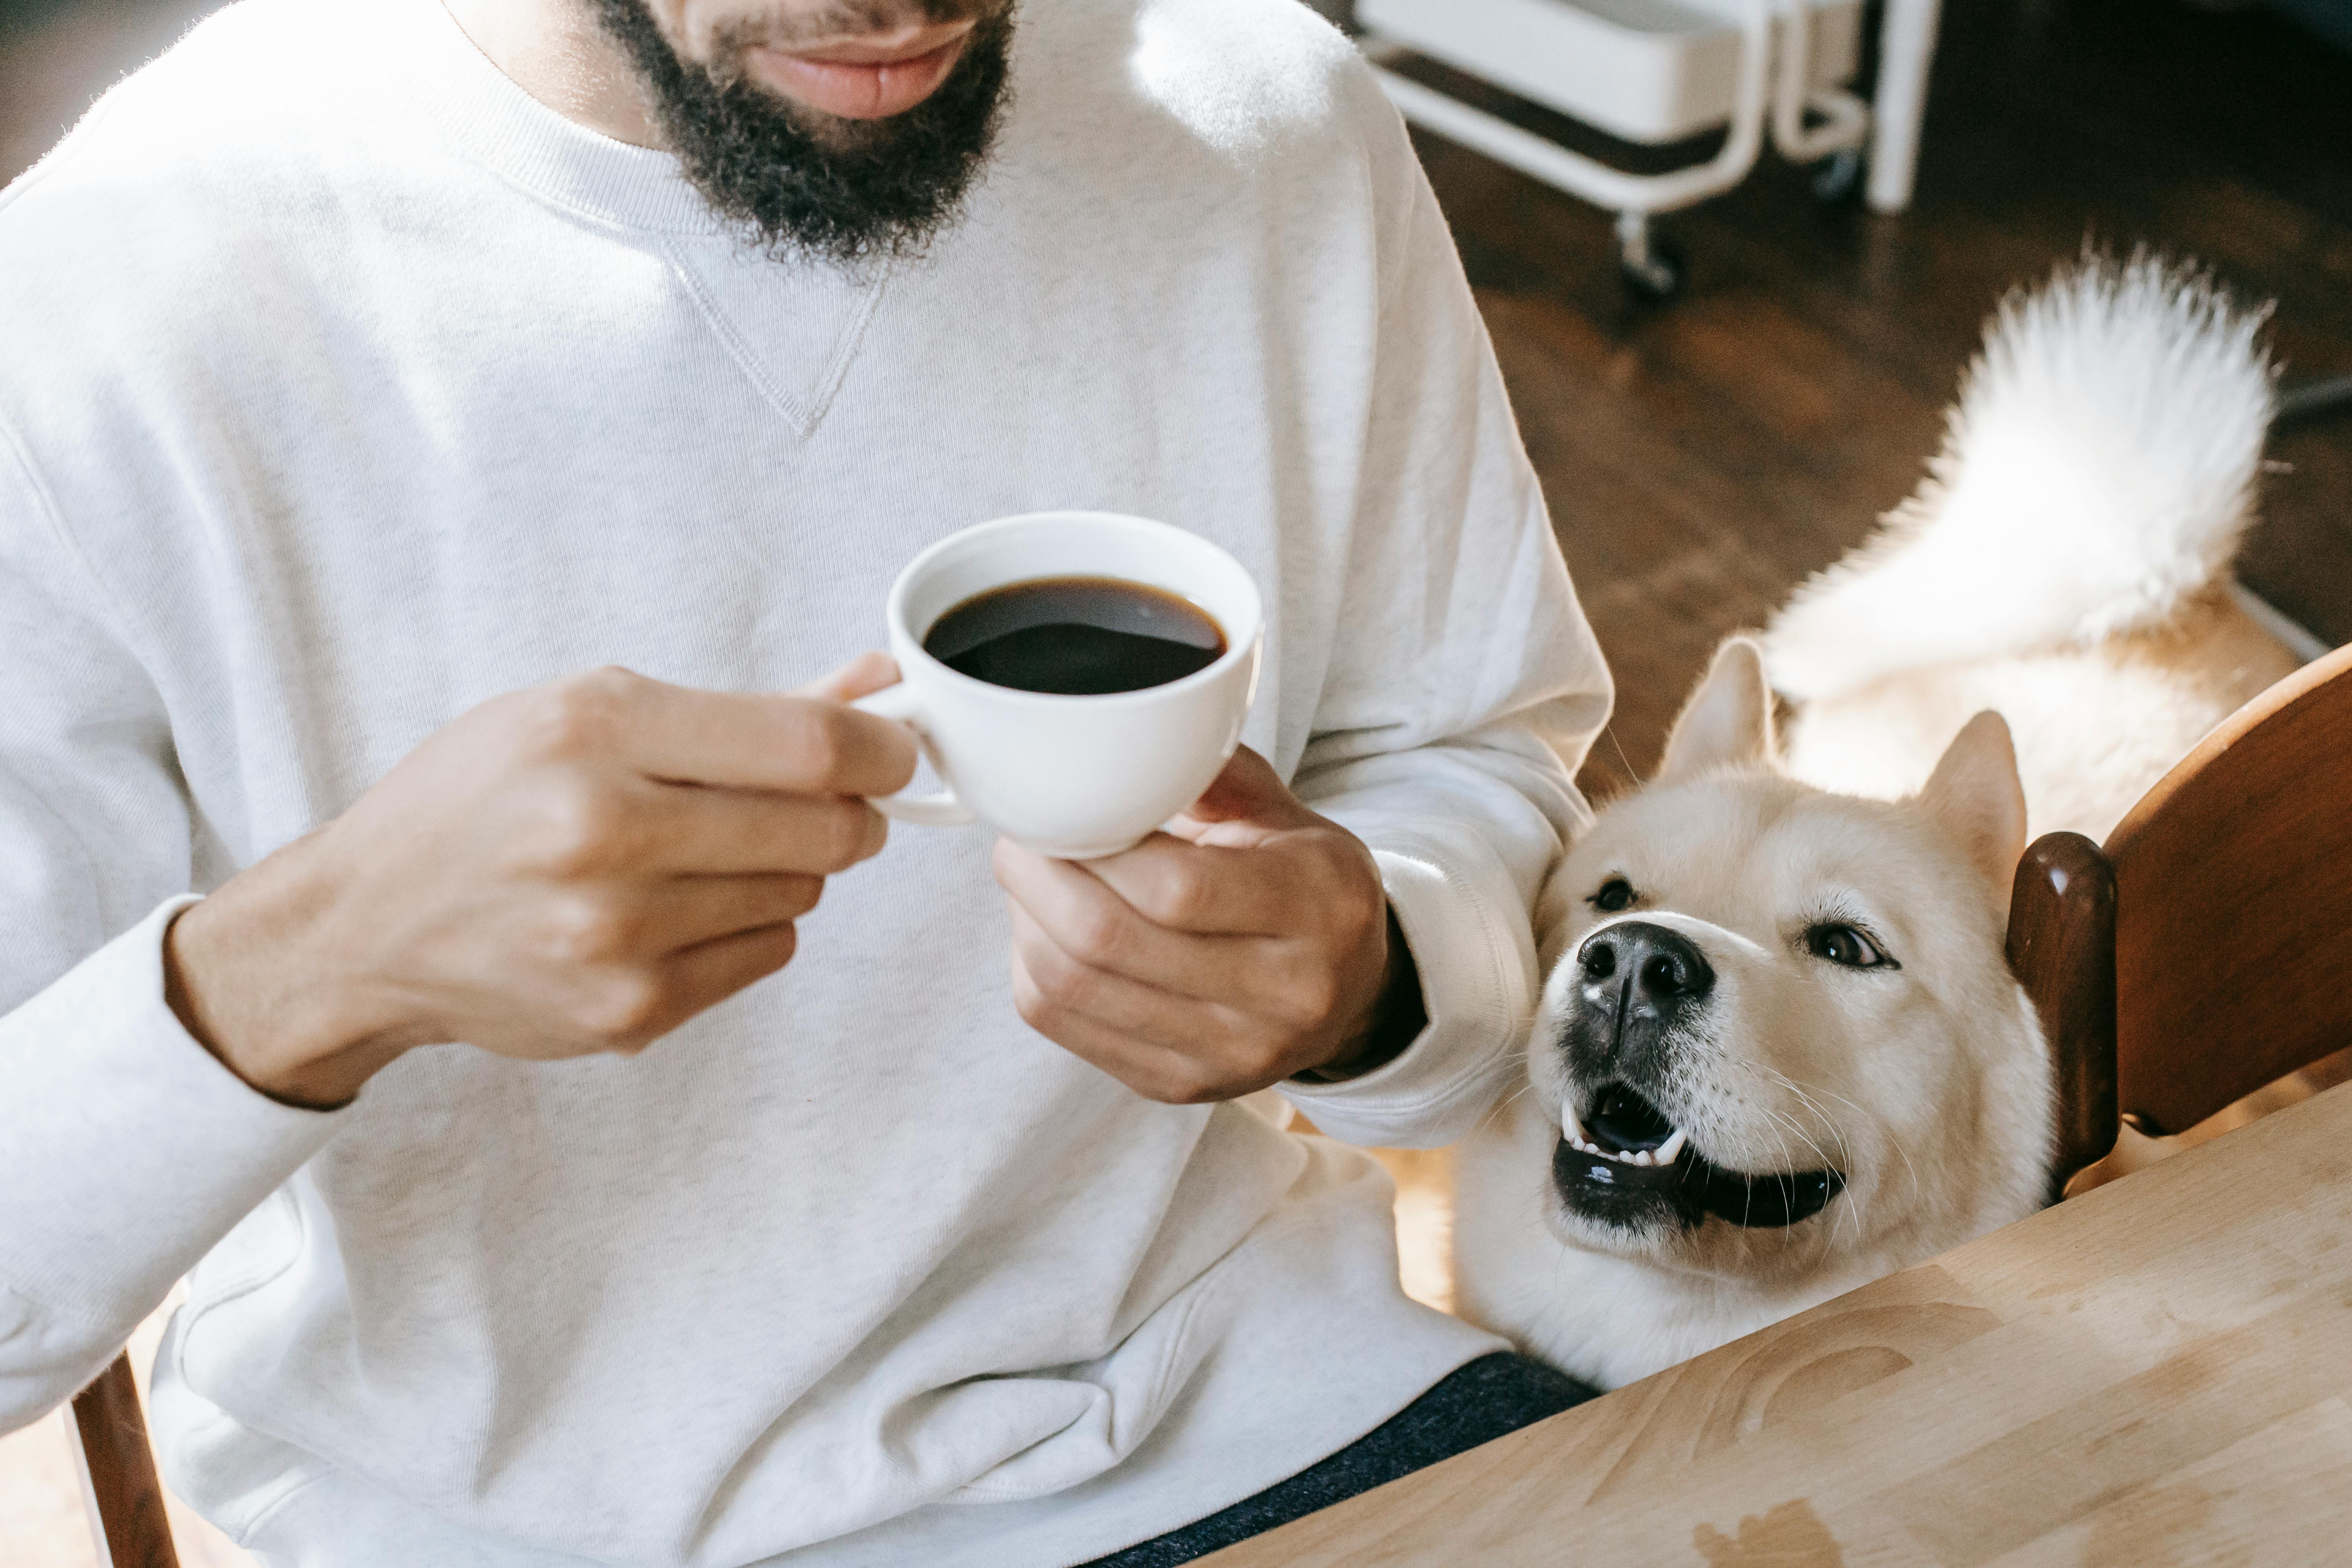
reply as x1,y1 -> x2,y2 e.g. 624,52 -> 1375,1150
0,900 -> 349,1433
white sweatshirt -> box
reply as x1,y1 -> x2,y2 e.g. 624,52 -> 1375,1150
0,0 -> 1611,1563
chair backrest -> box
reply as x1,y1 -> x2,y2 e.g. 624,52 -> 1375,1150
2007,831 -> 2118,1205
2012,641 -> 2352,1198
2104,640 -> 2352,1136
70,1349 -> 181,1567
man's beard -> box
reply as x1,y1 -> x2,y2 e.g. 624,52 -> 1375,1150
583,1 -> 1016,265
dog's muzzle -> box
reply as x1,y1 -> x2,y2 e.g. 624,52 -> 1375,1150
1553,1081 -> 1845,1231
1554,923 -> 1844,1232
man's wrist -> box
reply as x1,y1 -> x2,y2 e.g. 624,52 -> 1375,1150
1293,904 -> 1426,1085
164,846 -> 413,1111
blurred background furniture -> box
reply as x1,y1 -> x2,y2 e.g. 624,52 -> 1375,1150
1357,0 -> 1930,298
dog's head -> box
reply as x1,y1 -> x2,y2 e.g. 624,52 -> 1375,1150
1526,639 -> 2053,1285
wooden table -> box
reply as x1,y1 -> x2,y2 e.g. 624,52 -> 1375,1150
1208,1081 -> 2352,1566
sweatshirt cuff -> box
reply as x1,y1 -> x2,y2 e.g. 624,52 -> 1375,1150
0,897 -> 348,1340
1279,831 -> 1537,1148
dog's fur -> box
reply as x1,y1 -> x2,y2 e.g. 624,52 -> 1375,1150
1767,252 -> 2299,840
1454,254 -> 2296,1387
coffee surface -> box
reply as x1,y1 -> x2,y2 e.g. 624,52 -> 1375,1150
923,576 -> 1226,695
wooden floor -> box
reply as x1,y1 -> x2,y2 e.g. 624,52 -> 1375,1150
2,2 -> 2349,1564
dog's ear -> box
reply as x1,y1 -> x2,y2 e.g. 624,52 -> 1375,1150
1918,711 -> 2028,900
1657,637 -> 1776,780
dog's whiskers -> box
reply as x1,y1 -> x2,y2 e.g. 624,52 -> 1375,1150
1813,1082 -> 1924,1212
1728,1064 -> 1860,1247
1753,1063 -> 1924,1219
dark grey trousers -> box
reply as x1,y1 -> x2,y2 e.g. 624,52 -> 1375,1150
1079,1352 -> 1600,1566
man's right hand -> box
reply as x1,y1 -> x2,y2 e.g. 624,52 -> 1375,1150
164,656 -> 917,1109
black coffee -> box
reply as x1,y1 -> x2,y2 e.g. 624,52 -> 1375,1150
923,576 -> 1226,695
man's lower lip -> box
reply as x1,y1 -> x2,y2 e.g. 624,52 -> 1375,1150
748,38 -> 968,121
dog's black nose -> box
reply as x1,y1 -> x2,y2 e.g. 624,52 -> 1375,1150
1579,922 -> 1714,1004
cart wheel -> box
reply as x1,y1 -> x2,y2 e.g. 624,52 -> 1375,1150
1813,148 -> 1867,207
1619,237 -> 1684,303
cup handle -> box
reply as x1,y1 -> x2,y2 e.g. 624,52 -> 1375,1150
849,684 -> 977,826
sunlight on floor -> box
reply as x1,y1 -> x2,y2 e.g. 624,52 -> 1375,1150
1374,1146 -> 1457,1316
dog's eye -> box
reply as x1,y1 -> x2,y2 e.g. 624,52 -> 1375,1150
1806,923 -> 1891,969
1589,877 -> 1637,913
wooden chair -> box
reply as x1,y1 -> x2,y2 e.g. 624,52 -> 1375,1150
69,1350 -> 180,1567
2013,641 -> 2352,1203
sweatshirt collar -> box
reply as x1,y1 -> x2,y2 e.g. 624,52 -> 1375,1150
384,0 -> 726,236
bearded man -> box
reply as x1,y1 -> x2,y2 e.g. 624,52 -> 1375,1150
0,0 -> 1612,1562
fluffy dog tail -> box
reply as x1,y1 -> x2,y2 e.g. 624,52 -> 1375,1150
1765,252 -> 2276,702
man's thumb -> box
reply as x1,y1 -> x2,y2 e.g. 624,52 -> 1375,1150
1181,746 -> 1312,828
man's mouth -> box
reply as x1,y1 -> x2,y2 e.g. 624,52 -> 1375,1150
1554,1082 -> 1845,1229
745,23 -> 976,120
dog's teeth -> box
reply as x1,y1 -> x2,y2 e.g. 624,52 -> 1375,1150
1655,1128 -> 1689,1165
1628,1149 -> 1651,1166
1561,1098 -> 1588,1145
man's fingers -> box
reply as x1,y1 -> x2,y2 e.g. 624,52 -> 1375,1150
1008,902 -> 1227,1049
615,874 -> 824,956
657,920 -> 803,1025
796,652 -> 901,705
611,781 -> 887,876
1007,940 -> 1249,1104
522,668 -> 918,798
1174,746 -> 1318,831
1067,833 -> 1299,936
993,840 -> 1276,991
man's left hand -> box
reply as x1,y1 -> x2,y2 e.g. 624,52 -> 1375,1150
993,747 -> 1416,1103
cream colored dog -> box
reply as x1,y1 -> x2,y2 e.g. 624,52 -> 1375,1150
1452,254 -> 2301,1387
1454,644 -> 2052,1387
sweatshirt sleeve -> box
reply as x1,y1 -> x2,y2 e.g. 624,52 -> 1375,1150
1278,71 -> 1612,1148
0,427 -> 345,1434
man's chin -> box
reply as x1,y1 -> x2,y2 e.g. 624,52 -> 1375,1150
586,0 -> 1017,264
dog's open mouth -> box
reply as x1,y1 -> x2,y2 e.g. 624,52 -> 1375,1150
1554,1082 -> 1846,1230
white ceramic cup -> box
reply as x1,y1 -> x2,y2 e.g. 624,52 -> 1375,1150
849,511 -> 1263,860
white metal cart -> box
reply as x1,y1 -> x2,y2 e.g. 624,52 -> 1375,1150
1358,0 -> 1943,298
